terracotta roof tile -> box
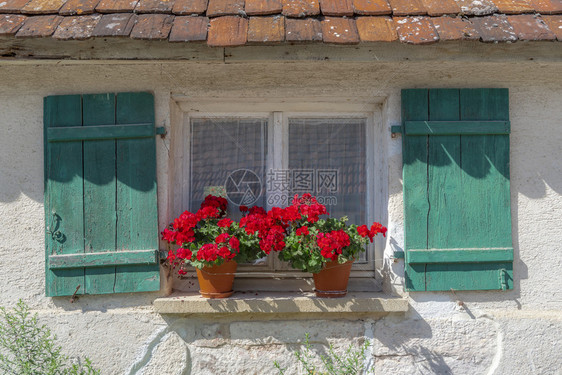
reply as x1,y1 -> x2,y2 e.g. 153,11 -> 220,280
490,0 -> 534,13
207,15 -> 247,45
356,15 -> 396,41
52,13 -> 100,38
21,0 -> 66,14
471,14 -> 517,41
528,0 -> 562,14
388,0 -> 426,16
248,14 -> 284,41
542,14 -> 562,39
245,0 -> 282,14
0,0 -> 560,45
169,15 -> 208,40
421,0 -> 459,16
282,0 -> 320,17
16,14 -> 62,36
92,12 -> 136,35
432,15 -> 478,40
0,0 -> 31,14
285,17 -> 321,40
320,0 -> 353,16
59,0 -> 99,15
508,14 -> 556,39
352,0 -> 390,15
130,13 -> 173,38
321,16 -> 359,43
172,0 -> 208,14
206,0 -> 244,16
454,0 -> 497,15
0,14 -> 26,35
96,0 -> 139,13
135,0 -> 174,13
394,16 -> 439,43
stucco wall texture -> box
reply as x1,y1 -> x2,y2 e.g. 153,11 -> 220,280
0,60 -> 561,375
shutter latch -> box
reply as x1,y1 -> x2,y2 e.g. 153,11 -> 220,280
46,211 -> 65,243
499,268 -> 508,291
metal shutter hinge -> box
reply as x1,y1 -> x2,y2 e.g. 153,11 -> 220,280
499,268 -> 507,291
156,126 -> 167,138
391,125 -> 403,138
392,250 -> 405,262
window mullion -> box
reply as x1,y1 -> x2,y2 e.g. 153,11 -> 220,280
271,111 -> 285,271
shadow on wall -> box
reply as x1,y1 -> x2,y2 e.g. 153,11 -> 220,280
125,312 -> 459,375
373,314 -> 452,374
48,292 -> 161,313
388,129 -> 531,305
389,172 -> 529,306
0,93 -> 156,204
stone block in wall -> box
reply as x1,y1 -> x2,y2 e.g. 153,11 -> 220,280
373,316 -> 498,374
230,320 -> 365,346
139,332 -> 188,375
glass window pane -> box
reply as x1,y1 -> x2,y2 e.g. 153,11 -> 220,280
190,118 -> 268,220
288,118 -> 367,225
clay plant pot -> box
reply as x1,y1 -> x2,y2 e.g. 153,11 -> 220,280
196,260 -> 237,298
312,260 -> 354,298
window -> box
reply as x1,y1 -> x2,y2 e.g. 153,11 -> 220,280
170,98 -> 384,286
189,118 -> 268,220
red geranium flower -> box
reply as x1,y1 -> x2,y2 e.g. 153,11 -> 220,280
200,195 -> 228,213
176,247 -> 192,260
316,230 -> 350,260
215,233 -> 230,244
296,226 -> 309,236
197,206 -> 221,220
217,218 -> 233,228
229,236 -> 240,251
217,246 -> 231,259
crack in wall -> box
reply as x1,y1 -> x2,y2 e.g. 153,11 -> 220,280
364,320 -> 376,372
126,325 -> 170,375
481,314 -> 504,375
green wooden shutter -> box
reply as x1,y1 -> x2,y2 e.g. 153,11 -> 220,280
402,88 -> 513,291
44,92 -> 160,297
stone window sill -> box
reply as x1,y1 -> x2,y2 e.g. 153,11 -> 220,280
153,292 -> 408,317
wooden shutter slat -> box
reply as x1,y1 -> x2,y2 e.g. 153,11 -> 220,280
425,264 -> 511,292
459,89 -> 511,249
427,88 -> 462,250
83,93 -> 118,295
44,95 -> 85,297
404,121 -> 510,135
47,123 -> 154,142
48,250 -> 159,269
115,92 -> 160,293
407,248 -> 514,264
402,89 -> 429,291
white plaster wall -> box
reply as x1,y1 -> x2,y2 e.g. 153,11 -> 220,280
0,58 -> 561,374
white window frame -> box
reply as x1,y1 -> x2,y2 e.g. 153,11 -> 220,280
168,97 -> 386,290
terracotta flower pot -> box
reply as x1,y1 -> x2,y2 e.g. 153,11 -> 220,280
312,260 -> 354,298
196,260 -> 237,298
